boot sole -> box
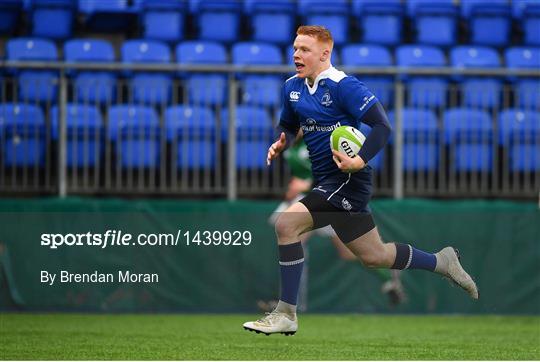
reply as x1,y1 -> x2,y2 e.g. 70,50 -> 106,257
243,326 -> 296,336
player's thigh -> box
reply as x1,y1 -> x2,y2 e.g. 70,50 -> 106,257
274,201 -> 314,240
345,227 -> 395,268
330,234 -> 357,261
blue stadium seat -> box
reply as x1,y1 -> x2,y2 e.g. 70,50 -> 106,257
232,42 -> 283,66
6,37 -> 57,62
407,0 -> 454,17
122,39 -> 170,63
108,105 -> 160,169
140,0 -> 186,42
248,0 -> 295,45
0,103 -> 45,167
30,0 -> 75,40
352,0 -> 403,46
185,75 -> 227,106
460,0 -> 508,18
196,0 -> 242,43
241,77 -> 283,107
514,81 -> 540,110
505,47 -> 540,109
79,0 -> 128,13
498,109 -> 540,145
65,38 -> 115,63
499,109 -> 540,172
6,38 -> 58,103
513,0 -> 540,18
506,47 -> 540,69
524,4 -> 540,45
388,108 -> 439,171
413,2 -> 458,46
176,40 -> 227,64
451,46 -> 500,69
451,46 -> 501,108
79,0 -> 137,32
469,4 -> 511,46
341,44 -> 393,107
396,45 -> 448,108
341,44 -> 393,67
64,39 -> 116,104
300,0 -> 349,45
0,0 -> 21,35
121,40 -> 172,105
443,108 -> 493,171
51,104 -> 103,168
188,0 -> 199,13
509,144 -> 540,172
463,79 -> 502,110
232,42 -> 283,106
221,106 -> 273,169
176,41 -> 228,105
165,105 -> 216,168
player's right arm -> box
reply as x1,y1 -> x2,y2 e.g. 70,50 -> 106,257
267,132 -> 287,165
267,81 -> 300,166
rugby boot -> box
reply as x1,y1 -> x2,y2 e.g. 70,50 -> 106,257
435,247 -> 479,299
243,311 -> 297,336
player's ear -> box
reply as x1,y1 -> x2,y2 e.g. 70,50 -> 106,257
320,48 -> 330,62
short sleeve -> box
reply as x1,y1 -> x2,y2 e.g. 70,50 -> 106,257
337,77 -> 379,124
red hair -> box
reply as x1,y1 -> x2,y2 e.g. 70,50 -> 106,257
297,25 -> 334,48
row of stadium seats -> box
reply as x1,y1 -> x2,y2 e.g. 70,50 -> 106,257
8,0 -> 540,18
1,0 -> 539,46
6,37 -> 539,67
386,108 -> 539,172
1,103 -> 539,172
3,38 -> 539,108
0,103 -> 272,169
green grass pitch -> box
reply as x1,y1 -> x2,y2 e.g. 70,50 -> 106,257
1,314 -> 538,360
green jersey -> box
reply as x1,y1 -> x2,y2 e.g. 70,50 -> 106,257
284,141 -> 312,181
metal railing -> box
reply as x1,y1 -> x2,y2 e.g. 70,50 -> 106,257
0,61 -> 539,199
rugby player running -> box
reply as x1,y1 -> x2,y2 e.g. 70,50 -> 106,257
243,26 -> 478,336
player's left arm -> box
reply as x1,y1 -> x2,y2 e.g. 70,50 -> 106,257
334,78 -> 392,172
356,101 -> 392,164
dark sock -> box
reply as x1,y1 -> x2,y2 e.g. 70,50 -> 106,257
391,243 -> 436,271
278,242 -> 304,306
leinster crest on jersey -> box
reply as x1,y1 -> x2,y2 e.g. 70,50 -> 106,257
321,92 -> 333,107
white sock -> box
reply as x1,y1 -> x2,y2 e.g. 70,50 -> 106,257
434,250 -> 449,275
275,300 -> 297,317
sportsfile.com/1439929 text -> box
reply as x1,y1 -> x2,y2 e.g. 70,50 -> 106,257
40,229 -> 253,249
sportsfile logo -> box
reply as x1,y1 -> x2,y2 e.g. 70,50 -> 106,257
289,91 -> 300,102
301,119 -> 341,133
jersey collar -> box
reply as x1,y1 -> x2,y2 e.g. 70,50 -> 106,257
305,65 -> 334,95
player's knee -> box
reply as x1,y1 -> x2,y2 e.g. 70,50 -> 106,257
359,252 -> 386,269
274,217 -> 300,240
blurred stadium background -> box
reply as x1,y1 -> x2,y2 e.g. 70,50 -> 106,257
0,0 -> 539,320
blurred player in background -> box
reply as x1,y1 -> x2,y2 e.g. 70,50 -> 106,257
244,25 -> 478,336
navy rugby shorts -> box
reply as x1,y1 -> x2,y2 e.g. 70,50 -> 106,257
299,167 -> 375,243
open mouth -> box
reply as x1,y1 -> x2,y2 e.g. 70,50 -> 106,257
295,62 -> 305,72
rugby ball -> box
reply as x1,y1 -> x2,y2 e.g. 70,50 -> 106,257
330,126 -> 366,158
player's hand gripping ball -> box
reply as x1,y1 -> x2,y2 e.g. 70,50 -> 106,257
330,126 -> 365,157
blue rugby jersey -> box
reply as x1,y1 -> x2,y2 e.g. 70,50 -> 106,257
278,67 -> 389,182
